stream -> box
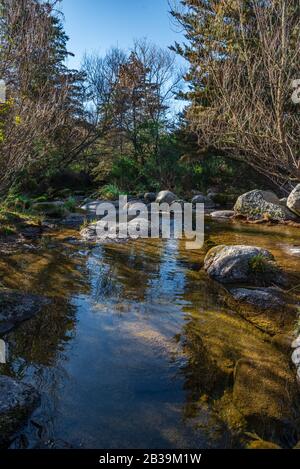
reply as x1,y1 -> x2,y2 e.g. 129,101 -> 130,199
1,218 -> 300,449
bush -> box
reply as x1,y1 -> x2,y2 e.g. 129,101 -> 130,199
99,184 -> 124,200
64,196 -> 77,212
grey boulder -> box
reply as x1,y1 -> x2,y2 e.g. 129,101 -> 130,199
234,190 -> 296,221
156,191 -> 177,205
204,245 -> 285,286
0,375 -> 40,446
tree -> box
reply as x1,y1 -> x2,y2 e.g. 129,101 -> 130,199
171,0 -> 300,192
83,39 -> 181,190
0,0 -> 87,194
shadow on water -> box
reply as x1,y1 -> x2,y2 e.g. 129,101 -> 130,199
0,220 -> 300,448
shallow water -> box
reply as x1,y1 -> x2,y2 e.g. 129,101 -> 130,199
1,219 -> 300,449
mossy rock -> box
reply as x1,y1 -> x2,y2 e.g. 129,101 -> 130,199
204,245 -> 287,287
234,190 -> 297,222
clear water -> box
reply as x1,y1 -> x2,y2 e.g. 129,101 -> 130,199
1,220 -> 300,449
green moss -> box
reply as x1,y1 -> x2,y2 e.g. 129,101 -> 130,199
248,254 -> 270,273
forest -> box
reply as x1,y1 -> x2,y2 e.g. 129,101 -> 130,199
2,0 -> 299,206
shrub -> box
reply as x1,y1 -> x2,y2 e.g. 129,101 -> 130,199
249,254 -> 269,273
99,184 -> 124,200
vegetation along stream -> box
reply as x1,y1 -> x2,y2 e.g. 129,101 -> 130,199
1,218 -> 300,449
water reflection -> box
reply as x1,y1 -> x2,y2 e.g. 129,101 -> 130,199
0,221 -> 299,448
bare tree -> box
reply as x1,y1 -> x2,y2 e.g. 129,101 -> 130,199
0,0 -> 90,193
82,39 -> 181,170
172,0 -> 300,193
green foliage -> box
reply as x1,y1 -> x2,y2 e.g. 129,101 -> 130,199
109,156 -> 140,190
4,190 -> 32,211
99,184 -> 125,200
0,224 -> 16,236
64,196 -> 77,212
249,255 -> 269,273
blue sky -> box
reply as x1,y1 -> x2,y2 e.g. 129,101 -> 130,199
60,0 -> 184,69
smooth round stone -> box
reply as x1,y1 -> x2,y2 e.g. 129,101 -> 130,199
292,336 -> 300,349
291,348 -> 300,366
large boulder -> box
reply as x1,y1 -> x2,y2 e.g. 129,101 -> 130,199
0,375 -> 40,446
155,191 -> 177,205
0,290 -> 49,335
204,245 -> 286,286
234,190 -> 297,221
287,184 -> 300,216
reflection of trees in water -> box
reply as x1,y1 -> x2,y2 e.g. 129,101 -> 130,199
172,308 -> 241,448
0,241 -> 91,447
90,241 -> 167,303
91,262 -> 123,303
0,297 -> 78,448
6,297 -> 77,368
177,316 -> 230,411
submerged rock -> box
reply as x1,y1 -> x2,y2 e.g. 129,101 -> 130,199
287,184 -> 300,217
0,290 -> 49,335
204,245 -> 285,286
0,375 -> 40,446
234,190 -> 297,221
226,287 -> 296,335
229,286 -> 285,310
20,226 -> 43,240
155,191 -> 177,205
